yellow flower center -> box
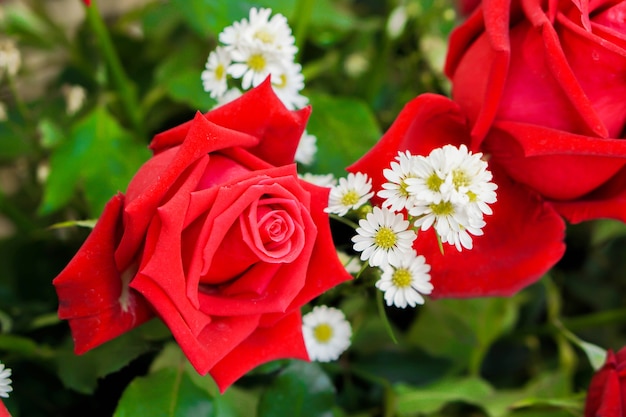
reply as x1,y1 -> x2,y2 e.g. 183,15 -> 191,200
274,73 -> 288,89
452,169 -> 470,189
215,64 -> 225,80
399,176 -> 413,197
254,30 -> 274,44
374,227 -> 397,249
426,173 -> 443,192
466,190 -> 477,202
429,201 -> 454,216
340,190 -> 360,206
313,323 -> 333,343
391,268 -> 412,288
247,54 -> 267,71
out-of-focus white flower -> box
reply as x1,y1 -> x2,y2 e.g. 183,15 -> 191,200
337,251 -> 362,274
352,206 -> 417,267
0,39 -> 21,79
299,173 -> 336,188
302,306 -> 351,362
295,130 -> 317,165
0,361 -> 12,398
244,7 -> 297,58
62,84 -> 87,115
325,172 -> 374,216
201,46 -> 231,99
376,251 -> 433,308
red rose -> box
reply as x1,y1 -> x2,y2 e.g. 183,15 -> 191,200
445,0 -> 626,223
53,80 -> 352,391
349,93 -> 565,297
585,347 -> 626,417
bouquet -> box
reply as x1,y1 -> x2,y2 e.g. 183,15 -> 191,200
0,0 -> 625,415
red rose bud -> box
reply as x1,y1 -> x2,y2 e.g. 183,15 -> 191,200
83,0 -> 91,5
445,0 -> 626,223
584,347 -> 626,417
53,79 -> 352,392
349,93 -> 565,298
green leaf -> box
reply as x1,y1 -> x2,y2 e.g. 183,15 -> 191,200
257,361 -> 335,417
40,108 -> 150,216
48,219 -> 97,229
114,367 -> 215,417
56,325 -> 153,394
306,92 -> 381,177
169,0 -> 252,38
395,377 -> 494,415
407,297 -> 520,371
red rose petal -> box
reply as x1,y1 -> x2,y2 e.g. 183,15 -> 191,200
550,165 -> 626,223
209,311 -> 309,393
149,79 -> 311,168
53,194 -> 153,353
417,165 -> 565,298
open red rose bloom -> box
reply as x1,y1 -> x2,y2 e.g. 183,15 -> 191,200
349,0 -> 626,298
53,80 -> 352,392
446,0 -> 626,223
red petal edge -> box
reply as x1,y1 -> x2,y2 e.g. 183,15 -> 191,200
53,194 -> 153,353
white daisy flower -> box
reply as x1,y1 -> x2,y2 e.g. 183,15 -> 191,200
271,61 -> 308,110
219,18 -> 250,50
201,46 -> 231,99
325,172 -> 374,216
245,8 -> 298,58
299,173 -> 336,188
378,150 -> 420,212
352,206 -> 417,267
376,252 -> 433,308
302,306 -> 352,362
439,144 -> 497,217
0,361 -> 12,399
404,153 -> 447,204
295,130 -> 317,165
227,43 -> 283,89
410,198 -> 468,239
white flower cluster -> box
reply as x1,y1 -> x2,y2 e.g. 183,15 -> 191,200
201,8 -> 316,166
202,7 -> 307,110
325,145 -> 497,309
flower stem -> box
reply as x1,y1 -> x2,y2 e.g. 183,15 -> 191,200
329,213 -> 360,230
86,0 -> 144,138
376,290 -> 398,344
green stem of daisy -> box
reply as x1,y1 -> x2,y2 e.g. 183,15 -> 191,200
329,213 -> 360,230
376,290 -> 398,344
354,260 -> 369,279
86,0 -> 144,138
